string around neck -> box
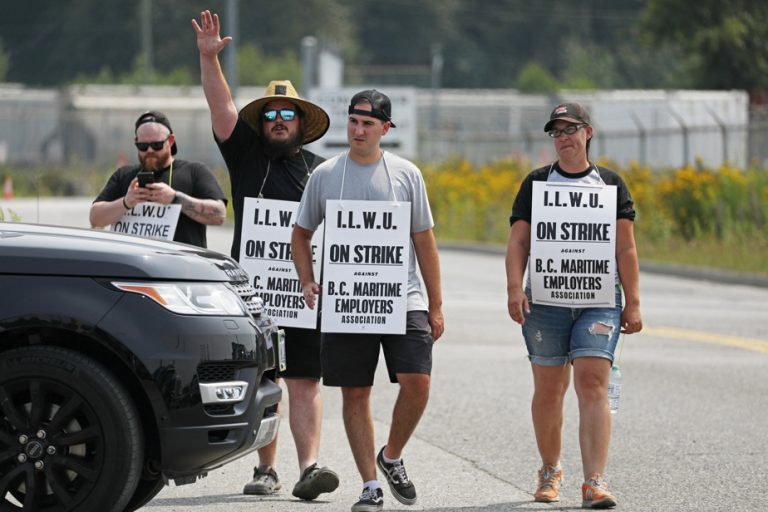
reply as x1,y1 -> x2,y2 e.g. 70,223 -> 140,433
338,151 -> 400,208
257,154 -> 311,199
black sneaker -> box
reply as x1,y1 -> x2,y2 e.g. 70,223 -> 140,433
376,446 -> 417,505
351,486 -> 384,512
292,462 -> 340,500
243,465 -> 281,495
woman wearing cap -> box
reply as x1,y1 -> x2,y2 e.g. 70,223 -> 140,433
505,103 -> 642,509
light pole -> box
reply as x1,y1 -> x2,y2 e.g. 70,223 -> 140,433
225,0 -> 239,105
140,0 -> 153,84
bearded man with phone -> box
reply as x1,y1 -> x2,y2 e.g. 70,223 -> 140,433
90,111 -> 228,248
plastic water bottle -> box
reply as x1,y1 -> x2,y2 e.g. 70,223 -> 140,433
608,365 -> 622,414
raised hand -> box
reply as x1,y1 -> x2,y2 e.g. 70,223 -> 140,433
192,10 -> 232,57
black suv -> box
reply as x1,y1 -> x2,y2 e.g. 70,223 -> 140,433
0,222 -> 283,512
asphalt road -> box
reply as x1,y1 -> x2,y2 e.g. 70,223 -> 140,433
3,198 -> 768,511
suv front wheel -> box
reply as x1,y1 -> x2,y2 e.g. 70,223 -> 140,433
0,346 -> 143,512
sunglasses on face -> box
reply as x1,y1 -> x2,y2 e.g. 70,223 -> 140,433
547,123 -> 588,138
135,138 -> 169,151
263,109 -> 297,122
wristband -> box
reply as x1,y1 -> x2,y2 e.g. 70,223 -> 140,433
122,196 -> 130,210
172,191 -> 182,204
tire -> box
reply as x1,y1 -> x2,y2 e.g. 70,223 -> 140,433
0,346 -> 143,512
123,476 -> 165,512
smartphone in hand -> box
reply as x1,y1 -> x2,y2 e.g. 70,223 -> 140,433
136,171 -> 155,187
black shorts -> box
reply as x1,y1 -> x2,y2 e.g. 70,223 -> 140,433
321,311 -> 434,387
264,326 -> 322,381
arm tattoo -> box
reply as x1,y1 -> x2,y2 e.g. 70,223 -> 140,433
176,192 -> 226,223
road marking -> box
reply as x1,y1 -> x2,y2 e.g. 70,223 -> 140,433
644,326 -> 768,354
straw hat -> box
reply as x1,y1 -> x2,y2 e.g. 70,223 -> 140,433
239,80 -> 330,145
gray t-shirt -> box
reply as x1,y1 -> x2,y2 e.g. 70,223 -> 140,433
295,151 -> 434,311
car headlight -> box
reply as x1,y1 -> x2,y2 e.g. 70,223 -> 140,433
113,282 -> 247,316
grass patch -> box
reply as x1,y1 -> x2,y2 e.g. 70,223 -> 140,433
638,233 -> 768,275
3,159 -> 767,278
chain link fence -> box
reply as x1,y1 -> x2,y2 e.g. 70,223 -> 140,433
0,84 -> 762,171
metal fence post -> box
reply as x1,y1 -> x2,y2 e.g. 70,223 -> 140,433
630,112 -> 646,165
668,107 -> 689,166
706,107 -> 728,165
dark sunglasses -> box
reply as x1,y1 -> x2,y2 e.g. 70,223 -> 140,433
135,138 -> 169,151
263,109 -> 297,122
547,124 -> 588,138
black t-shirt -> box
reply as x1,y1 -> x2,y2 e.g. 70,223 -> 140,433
93,159 -> 227,248
216,118 -> 325,259
510,163 -> 636,226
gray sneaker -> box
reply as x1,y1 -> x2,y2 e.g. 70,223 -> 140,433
243,465 -> 281,495
292,463 -> 340,500
351,486 -> 384,512
376,446 -> 417,505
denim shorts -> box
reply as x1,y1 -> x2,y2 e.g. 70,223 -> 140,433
522,287 -> 623,366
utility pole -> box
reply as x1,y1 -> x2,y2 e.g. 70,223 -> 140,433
225,0 -> 239,105
430,43 -> 443,131
301,36 -> 318,93
140,0 -> 153,84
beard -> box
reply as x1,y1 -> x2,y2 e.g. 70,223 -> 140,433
139,153 -> 166,171
264,126 -> 304,158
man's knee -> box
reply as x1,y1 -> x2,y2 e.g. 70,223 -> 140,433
285,378 -> 320,402
342,385 -> 372,402
397,373 -> 431,397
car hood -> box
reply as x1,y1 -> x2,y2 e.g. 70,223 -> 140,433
0,222 -> 246,281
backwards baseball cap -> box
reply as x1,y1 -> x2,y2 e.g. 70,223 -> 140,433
348,89 -> 397,127
135,110 -> 177,155
544,102 -> 591,133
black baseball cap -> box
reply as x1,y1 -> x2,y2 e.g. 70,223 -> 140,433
348,90 -> 397,127
135,110 -> 177,155
544,103 -> 591,133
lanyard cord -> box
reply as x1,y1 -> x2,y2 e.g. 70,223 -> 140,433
547,161 -> 601,183
339,151 -> 399,206
257,153 -> 311,198
257,161 -> 271,198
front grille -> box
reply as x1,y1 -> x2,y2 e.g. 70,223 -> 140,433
244,297 -> 263,316
204,403 -> 235,415
197,363 -> 237,383
198,363 -> 239,416
231,281 -> 255,300
230,277 -> 264,317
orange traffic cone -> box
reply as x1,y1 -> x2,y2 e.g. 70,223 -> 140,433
3,176 -> 12,200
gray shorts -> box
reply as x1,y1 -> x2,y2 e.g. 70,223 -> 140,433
321,311 -> 434,387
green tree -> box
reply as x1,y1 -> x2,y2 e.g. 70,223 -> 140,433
0,0 -> 136,85
558,38 -> 619,90
2,0 -> 724,91
515,62 -> 559,93
237,44 -> 301,86
640,0 -> 768,90
341,0 -> 655,89
0,42 -> 8,81
74,56 -> 195,86
0,0 -> 354,87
